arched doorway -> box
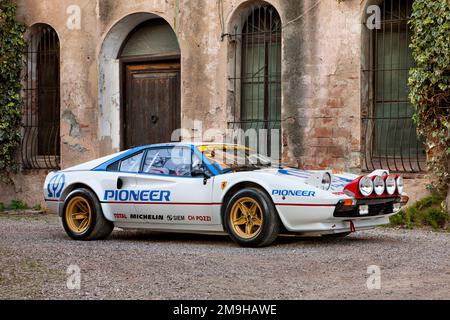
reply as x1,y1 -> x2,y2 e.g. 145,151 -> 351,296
119,18 -> 181,148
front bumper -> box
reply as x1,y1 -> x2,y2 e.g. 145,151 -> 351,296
276,197 -> 403,233
334,197 -> 401,218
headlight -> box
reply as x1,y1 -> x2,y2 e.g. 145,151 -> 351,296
396,176 -> 404,194
321,172 -> 331,191
373,175 -> 385,196
385,175 -> 396,195
359,176 -> 373,197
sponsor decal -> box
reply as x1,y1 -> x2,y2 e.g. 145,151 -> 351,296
47,174 -> 65,199
114,213 -> 127,219
167,215 -> 185,222
272,190 -> 316,197
104,190 -> 171,202
130,214 -> 164,221
188,215 -> 212,222
330,177 -> 354,191
278,169 -> 312,179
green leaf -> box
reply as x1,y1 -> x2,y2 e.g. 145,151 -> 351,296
0,0 -> 25,183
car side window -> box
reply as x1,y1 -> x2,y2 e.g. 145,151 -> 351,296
118,152 -> 144,173
142,147 -> 193,177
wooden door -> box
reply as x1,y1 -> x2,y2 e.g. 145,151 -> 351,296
123,62 -> 180,149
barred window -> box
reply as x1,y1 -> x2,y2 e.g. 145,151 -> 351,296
362,0 -> 425,173
228,4 -> 282,159
22,24 -> 60,169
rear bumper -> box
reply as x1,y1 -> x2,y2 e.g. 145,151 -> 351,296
45,199 -> 63,216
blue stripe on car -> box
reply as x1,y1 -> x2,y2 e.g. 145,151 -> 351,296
191,145 -> 220,176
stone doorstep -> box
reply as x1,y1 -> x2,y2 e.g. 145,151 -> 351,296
0,210 -> 47,216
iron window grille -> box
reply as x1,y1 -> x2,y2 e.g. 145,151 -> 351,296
21,24 -> 61,170
362,0 -> 425,173
228,4 -> 282,159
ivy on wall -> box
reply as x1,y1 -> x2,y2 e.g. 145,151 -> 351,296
0,0 -> 26,183
409,0 -> 450,192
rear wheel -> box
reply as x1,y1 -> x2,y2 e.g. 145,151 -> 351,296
224,188 -> 280,247
62,188 -> 113,240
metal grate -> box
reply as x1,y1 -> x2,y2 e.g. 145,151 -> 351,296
362,0 -> 425,173
228,4 -> 282,159
21,24 -> 60,170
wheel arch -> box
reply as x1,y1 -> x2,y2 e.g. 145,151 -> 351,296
220,181 -> 280,225
59,183 -> 101,217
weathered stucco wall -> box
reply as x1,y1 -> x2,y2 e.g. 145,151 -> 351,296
0,0 -> 429,207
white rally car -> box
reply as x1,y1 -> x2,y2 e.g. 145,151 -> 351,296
44,143 -> 408,247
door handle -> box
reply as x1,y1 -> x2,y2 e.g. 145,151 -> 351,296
151,115 -> 159,124
117,177 -> 124,190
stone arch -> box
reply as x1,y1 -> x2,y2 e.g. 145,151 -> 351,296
98,12 -> 179,153
225,0 -> 283,34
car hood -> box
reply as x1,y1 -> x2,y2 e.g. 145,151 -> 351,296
246,167 -> 359,193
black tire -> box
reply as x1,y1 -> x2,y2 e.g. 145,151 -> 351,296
62,188 -> 114,241
322,232 -> 351,238
224,187 -> 281,247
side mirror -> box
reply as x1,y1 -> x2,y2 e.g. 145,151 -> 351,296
191,168 -> 206,177
191,167 -> 212,185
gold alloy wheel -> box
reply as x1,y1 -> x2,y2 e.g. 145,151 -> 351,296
65,196 -> 92,234
230,197 -> 263,239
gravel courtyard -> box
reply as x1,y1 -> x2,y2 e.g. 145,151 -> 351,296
0,213 -> 449,300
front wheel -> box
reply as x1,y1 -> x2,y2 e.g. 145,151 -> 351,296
224,188 -> 281,247
62,188 -> 114,240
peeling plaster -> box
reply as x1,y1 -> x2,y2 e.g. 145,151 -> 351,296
62,110 -> 81,138
63,142 -> 88,153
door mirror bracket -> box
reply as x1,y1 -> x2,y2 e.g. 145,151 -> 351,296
191,167 -> 212,185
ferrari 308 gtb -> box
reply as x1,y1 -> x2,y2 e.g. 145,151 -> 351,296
44,143 -> 408,247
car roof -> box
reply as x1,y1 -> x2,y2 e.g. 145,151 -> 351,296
129,142 -> 241,151
93,142 -> 240,173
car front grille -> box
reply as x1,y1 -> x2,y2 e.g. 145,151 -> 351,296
334,198 -> 399,218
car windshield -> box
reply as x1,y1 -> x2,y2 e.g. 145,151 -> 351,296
197,145 -> 273,173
